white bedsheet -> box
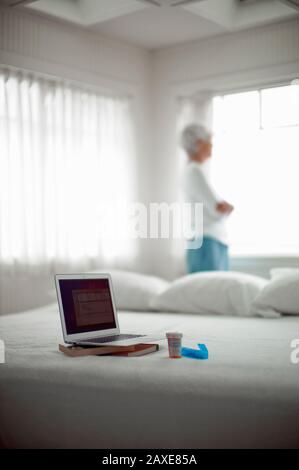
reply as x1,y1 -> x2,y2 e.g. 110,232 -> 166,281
0,304 -> 299,448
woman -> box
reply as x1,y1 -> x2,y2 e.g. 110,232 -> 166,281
181,123 -> 234,273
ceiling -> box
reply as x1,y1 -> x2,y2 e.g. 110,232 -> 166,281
4,0 -> 299,49
93,6 -> 225,48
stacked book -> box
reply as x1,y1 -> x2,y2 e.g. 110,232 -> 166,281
59,343 -> 159,358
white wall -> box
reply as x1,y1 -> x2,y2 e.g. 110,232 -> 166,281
0,6 -> 154,313
151,17 -> 299,279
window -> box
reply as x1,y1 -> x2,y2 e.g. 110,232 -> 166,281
0,68 -> 136,267
211,84 -> 299,256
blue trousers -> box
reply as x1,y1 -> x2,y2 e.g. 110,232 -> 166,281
186,236 -> 229,274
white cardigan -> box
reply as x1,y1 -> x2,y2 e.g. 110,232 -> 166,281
182,161 -> 228,246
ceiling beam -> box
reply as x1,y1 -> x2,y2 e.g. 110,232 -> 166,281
26,0 -> 149,26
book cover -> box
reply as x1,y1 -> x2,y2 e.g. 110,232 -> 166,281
59,343 -> 159,357
114,344 -> 159,357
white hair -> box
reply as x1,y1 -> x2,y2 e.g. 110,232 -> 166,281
181,124 -> 211,156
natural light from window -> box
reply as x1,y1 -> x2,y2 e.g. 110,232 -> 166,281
211,84 -> 299,256
0,69 -> 136,267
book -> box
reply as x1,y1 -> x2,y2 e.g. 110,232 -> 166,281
59,343 -> 159,358
59,343 -> 136,357
113,343 -> 159,357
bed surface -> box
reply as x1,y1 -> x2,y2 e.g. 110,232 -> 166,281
1,304 -> 299,448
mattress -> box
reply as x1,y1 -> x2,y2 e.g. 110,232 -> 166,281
0,304 -> 299,449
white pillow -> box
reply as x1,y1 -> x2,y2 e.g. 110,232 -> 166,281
270,267 -> 299,280
151,271 -> 267,317
89,270 -> 169,311
251,272 -> 299,318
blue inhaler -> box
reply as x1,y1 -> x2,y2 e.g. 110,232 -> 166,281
181,343 -> 209,360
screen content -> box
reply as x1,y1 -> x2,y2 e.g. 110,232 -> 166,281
59,278 -> 116,335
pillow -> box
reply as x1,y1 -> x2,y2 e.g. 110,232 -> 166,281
251,272 -> 299,318
270,267 -> 299,280
151,271 -> 267,317
89,270 -> 169,311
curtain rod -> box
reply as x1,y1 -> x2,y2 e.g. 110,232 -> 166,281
215,79 -> 294,96
0,63 -> 133,100
178,78 -> 295,100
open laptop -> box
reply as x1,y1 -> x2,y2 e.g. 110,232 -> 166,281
55,273 -> 146,346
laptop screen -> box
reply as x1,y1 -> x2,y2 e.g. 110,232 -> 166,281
58,278 -> 116,335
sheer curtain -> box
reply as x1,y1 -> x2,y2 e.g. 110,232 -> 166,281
0,67 -> 137,312
0,67 -> 136,268
177,91 -> 214,174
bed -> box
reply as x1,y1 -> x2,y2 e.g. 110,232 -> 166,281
0,303 -> 299,449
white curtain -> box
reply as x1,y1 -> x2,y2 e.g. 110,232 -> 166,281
177,91 -> 214,174
177,91 -> 214,130
0,68 -> 137,313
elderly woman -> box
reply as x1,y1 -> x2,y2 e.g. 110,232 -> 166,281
181,123 -> 234,273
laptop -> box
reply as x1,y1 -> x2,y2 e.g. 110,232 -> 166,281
55,273 -> 147,346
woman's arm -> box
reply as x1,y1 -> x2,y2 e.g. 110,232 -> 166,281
189,166 -> 227,220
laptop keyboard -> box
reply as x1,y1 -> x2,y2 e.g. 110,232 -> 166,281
80,334 -> 145,344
